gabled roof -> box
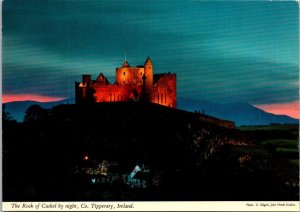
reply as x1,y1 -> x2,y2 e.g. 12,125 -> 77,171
96,73 -> 105,79
96,73 -> 109,85
122,60 -> 131,68
144,56 -> 152,66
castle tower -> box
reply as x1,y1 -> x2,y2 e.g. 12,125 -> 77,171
143,56 -> 153,102
75,74 -> 95,104
116,60 -> 133,85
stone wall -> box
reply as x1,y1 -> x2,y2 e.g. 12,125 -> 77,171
198,114 -> 235,129
152,73 -> 176,108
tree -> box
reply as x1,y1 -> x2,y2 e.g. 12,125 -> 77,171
2,105 -> 14,122
24,104 -> 49,124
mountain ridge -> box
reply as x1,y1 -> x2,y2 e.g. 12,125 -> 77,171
3,97 -> 298,126
177,98 -> 298,126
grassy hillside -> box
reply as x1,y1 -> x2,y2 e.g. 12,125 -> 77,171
239,124 -> 299,172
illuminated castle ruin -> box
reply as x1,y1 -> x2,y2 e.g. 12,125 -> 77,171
75,57 -> 176,108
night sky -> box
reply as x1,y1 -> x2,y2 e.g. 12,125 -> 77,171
2,0 -> 299,118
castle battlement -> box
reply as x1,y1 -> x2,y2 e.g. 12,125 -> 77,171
75,57 -> 176,108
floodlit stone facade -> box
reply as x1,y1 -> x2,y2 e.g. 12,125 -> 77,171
75,57 -> 176,108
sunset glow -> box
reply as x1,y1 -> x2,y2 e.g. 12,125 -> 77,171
255,101 -> 299,119
2,94 -> 65,103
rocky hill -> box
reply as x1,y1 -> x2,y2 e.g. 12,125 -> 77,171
3,102 -> 298,201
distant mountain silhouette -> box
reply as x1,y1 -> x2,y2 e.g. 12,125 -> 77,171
3,97 -> 298,126
3,98 -> 74,122
177,98 -> 299,126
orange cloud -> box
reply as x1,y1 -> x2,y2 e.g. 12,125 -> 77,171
2,94 -> 65,103
255,101 -> 299,119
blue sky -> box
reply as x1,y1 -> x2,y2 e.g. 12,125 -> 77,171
3,0 -> 299,107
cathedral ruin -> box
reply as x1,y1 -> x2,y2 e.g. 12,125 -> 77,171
75,57 -> 176,108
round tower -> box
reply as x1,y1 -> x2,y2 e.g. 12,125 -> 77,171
143,56 -> 153,102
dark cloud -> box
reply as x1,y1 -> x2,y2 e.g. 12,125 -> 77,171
170,56 -> 299,104
3,0 -> 298,104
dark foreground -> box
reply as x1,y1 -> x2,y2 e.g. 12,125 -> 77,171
3,102 -> 299,201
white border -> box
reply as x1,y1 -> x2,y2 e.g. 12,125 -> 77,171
2,201 -> 300,211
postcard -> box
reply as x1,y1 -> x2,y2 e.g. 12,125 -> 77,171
2,1 -> 299,211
